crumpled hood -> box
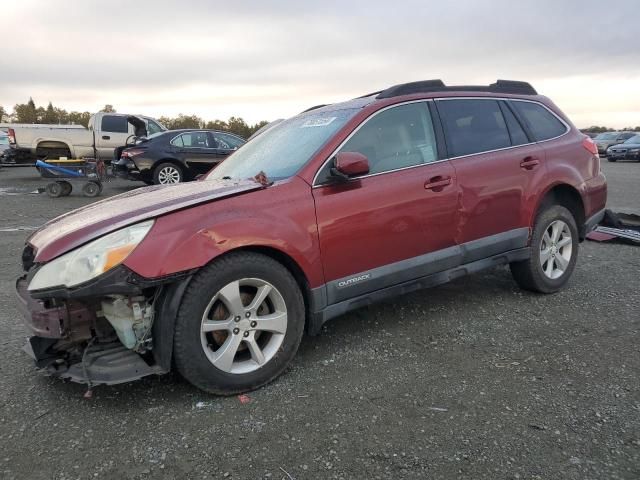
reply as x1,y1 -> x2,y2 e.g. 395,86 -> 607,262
29,179 -> 264,262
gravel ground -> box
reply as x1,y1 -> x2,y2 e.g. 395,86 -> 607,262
0,161 -> 638,480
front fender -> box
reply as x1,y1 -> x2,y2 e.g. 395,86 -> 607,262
123,177 -> 324,288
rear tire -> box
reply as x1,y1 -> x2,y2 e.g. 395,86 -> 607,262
173,252 -> 305,395
45,182 -> 63,198
510,205 -> 579,293
153,162 -> 183,185
82,181 -> 101,197
59,181 -> 72,196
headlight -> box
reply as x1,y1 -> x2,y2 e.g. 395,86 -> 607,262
28,220 -> 154,291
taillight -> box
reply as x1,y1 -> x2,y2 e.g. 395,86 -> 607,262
582,136 -> 598,156
122,148 -> 145,158
8,128 -> 15,145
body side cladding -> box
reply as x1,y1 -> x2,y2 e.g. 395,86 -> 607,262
315,247 -> 531,332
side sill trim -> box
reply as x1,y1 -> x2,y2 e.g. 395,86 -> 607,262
307,247 -> 530,335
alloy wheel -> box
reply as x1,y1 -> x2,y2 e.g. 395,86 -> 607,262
539,220 -> 572,280
200,278 -> 288,374
158,166 -> 181,184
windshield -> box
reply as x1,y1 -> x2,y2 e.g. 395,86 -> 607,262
624,135 -> 640,144
595,133 -> 617,140
207,107 -> 359,181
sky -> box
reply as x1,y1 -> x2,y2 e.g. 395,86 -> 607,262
2,0 -> 639,128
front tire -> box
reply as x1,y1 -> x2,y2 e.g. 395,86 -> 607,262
173,252 -> 305,395
510,205 -> 579,293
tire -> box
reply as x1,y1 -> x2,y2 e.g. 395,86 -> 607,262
607,157 -> 617,162
59,181 -> 72,196
82,181 -> 101,197
173,252 -> 305,395
153,162 -> 183,185
45,182 -> 63,198
510,205 -> 579,293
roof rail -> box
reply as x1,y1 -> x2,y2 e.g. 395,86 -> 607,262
375,79 -> 537,99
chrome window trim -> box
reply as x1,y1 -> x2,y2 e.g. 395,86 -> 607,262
312,96 -> 571,187
169,130 -> 218,149
312,99 -> 436,186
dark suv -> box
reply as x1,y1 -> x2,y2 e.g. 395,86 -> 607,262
16,80 -> 607,394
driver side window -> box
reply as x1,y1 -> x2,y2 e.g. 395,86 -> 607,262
339,102 -> 437,175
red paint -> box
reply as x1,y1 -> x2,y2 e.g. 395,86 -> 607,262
334,152 -> 370,176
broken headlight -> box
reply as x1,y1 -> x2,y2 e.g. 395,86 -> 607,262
28,220 -> 154,291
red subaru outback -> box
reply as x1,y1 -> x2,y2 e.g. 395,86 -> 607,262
16,80 -> 607,394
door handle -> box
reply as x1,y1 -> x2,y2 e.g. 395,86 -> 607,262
424,175 -> 452,191
102,135 -> 110,140
520,156 -> 539,170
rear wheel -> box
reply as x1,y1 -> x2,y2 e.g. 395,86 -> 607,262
153,163 -> 183,185
59,181 -> 72,196
82,181 -> 102,197
510,205 -> 579,293
45,182 -> 63,198
173,252 -> 305,395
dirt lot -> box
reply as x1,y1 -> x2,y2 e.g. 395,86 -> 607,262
0,160 -> 638,480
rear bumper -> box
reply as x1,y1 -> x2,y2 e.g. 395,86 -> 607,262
112,158 -> 144,181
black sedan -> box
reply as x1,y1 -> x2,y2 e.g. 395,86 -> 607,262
606,134 -> 640,162
113,129 -> 245,184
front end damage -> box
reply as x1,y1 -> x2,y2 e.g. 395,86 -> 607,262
15,270 -> 179,387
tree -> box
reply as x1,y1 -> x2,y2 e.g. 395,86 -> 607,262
14,97 -> 38,123
43,102 -> 58,124
68,111 -> 92,127
100,104 -> 116,113
158,114 -> 203,129
0,105 -> 5,122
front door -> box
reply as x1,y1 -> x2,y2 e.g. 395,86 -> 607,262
312,101 -> 459,304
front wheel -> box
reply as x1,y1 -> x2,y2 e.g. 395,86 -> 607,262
173,252 -> 305,395
510,205 -> 579,293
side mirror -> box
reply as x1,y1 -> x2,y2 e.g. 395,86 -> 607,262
330,152 -> 370,181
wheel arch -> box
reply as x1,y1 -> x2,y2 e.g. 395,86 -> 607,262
35,140 -> 72,156
152,244 -> 316,371
534,183 -> 586,239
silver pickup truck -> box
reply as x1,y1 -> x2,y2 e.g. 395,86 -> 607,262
3,112 -> 166,163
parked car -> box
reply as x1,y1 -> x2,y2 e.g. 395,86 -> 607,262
16,79 -> 606,395
593,131 -> 636,155
0,131 -> 9,155
4,113 -> 166,163
112,129 -> 246,184
606,134 -> 640,162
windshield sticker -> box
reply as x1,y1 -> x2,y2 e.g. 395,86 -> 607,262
301,117 -> 336,128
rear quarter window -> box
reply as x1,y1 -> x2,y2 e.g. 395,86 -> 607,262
511,101 -> 567,141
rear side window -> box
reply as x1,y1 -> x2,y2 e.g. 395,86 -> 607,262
437,99 -> 510,157
500,103 -> 529,146
213,132 -> 245,150
101,115 -> 128,133
171,131 -> 212,148
511,101 -> 567,141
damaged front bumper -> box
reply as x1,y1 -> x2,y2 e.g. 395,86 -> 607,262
15,270 -> 174,386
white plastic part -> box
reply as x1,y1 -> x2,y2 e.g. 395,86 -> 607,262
101,296 -> 152,350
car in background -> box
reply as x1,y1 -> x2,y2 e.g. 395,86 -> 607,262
112,129 -> 246,184
593,131 -> 636,155
606,134 -> 640,162
0,131 -> 9,155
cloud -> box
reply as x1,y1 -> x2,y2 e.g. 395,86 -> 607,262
1,0 -> 639,126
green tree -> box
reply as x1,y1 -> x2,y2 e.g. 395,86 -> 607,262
0,105 -> 5,121
43,102 -> 58,123
14,97 -> 38,123
158,114 -> 202,129
100,104 -> 116,113
68,111 -> 92,127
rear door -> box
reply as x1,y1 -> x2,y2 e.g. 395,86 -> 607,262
171,131 -> 218,174
435,98 -> 545,259
95,115 -> 133,160
312,101 -> 460,304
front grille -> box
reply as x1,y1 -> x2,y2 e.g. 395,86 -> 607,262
22,244 -> 35,271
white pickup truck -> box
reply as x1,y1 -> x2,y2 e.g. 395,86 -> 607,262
4,112 -> 166,163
